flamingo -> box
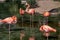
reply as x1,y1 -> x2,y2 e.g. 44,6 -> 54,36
39,25 -> 56,40
25,2 -> 35,40
0,16 -> 17,24
19,8 -> 25,40
40,25 -> 56,33
19,8 -> 24,28
0,16 -> 17,40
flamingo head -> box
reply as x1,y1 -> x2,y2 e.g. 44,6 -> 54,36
11,16 -> 17,24
12,16 -> 17,20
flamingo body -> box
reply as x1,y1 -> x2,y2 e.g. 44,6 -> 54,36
28,9 -> 35,15
40,25 -> 56,37
0,16 -> 17,24
40,25 -> 56,33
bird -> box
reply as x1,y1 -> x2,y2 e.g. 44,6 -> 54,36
0,16 -> 17,24
40,25 -> 56,33
25,3 -> 36,40
0,16 -> 17,40
39,25 -> 56,37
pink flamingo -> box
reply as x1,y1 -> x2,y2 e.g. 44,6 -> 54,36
39,25 -> 56,40
0,16 -> 17,40
1,16 -> 17,24
19,8 -> 25,40
19,8 -> 25,28
25,3 -> 35,40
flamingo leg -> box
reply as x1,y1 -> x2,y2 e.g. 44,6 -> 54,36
9,24 -> 10,40
31,14 -> 35,36
32,14 -> 33,34
29,14 -> 35,40
46,17 -> 48,25
22,15 -> 23,28
43,32 -> 50,40
46,33 -> 49,40
47,36 -> 48,40
20,15 -> 24,40
43,16 -> 49,40
30,15 -> 32,34
43,17 -> 48,25
46,17 -> 49,40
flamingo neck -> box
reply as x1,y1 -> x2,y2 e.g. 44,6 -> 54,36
25,4 -> 30,12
